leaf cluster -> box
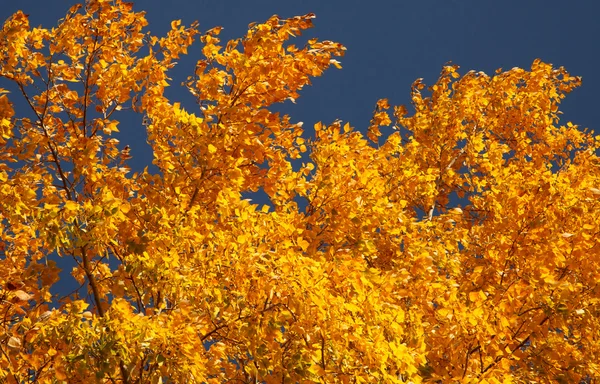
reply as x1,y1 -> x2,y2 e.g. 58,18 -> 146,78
0,1 -> 598,383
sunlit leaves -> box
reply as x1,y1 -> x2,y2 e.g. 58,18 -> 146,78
0,0 -> 598,383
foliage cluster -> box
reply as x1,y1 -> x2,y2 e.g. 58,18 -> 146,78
1,1 -> 599,382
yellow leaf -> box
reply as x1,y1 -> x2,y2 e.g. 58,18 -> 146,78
297,237 -> 309,251
120,202 -> 131,214
171,19 -> 181,29
64,201 -> 78,211
106,121 -> 120,133
7,336 -> 21,349
13,290 -> 31,301
344,302 -> 361,313
55,367 -> 67,380
330,59 -> 342,69
437,308 -> 452,319
589,187 -> 600,195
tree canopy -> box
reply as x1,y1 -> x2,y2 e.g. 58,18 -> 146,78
1,1 -> 599,383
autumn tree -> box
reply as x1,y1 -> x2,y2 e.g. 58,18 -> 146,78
1,1 -> 599,383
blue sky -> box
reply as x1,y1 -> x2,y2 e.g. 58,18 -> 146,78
2,1 -> 599,296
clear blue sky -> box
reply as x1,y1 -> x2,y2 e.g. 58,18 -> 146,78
2,1 -> 599,295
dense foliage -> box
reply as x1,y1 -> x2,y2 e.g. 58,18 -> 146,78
1,1 -> 599,382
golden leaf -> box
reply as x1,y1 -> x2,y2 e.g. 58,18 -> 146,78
7,336 -> 21,349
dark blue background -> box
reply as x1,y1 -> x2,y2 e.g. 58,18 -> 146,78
2,1 -> 599,296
